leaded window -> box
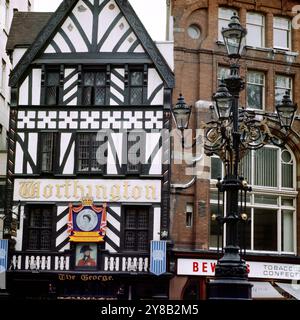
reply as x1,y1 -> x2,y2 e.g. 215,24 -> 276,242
129,70 -> 143,105
127,132 -> 144,174
40,132 -> 57,173
124,207 -> 149,251
45,70 -> 60,106
82,71 -> 106,106
77,133 -> 106,173
26,206 -> 53,251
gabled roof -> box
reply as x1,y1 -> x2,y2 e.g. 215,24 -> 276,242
9,0 -> 175,88
6,12 -> 52,52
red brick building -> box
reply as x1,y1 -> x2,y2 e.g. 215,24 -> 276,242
170,0 -> 300,300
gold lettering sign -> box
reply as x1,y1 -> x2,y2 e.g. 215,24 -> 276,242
58,274 -> 113,282
16,180 -> 160,203
19,181 -> 40,199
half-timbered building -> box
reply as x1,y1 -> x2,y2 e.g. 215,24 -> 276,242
5,0 -> 174,300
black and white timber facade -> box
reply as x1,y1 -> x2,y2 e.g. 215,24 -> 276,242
5,0 -> 174,300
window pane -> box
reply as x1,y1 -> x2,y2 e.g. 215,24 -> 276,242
28,230 -> 39,250
90,135 -> 101,172
254,208 -> 277,251
274,29 -> 289,49
30,209 -> 42,227
78,134 -> 90,171
130,72 -> 143,86
127,134 -> 141,172
218,8 -> 237,41
254,148 -> 278,187
254,195 -> 278,205
83,87 -> 93,106
0,183 -> 5,209
47,72 -> 59,86
137,231 -> 148,251
186,211 -> 193,227
282,163 -> 293,188
247,25 -> 263,47
209,204 -> 221,248
282,210 -> 294,252
95,72 -> 106,86
130,87 -> 143,105
281,197 -> 294,207
247,12 -> 263,25
247,84 -> 263,109
275,87 -> 287,105
274,17 -> 289,30
124,231 -> 136,250
84,72 -> 94,86
40,230 -> 52,250
41,133 -> 54,172
125,209 -> 136,229
276,75 -> 292,89
94,87 -> 105,105
42,208 -> 52,228
137,209 -> 148,229
240,151 -> 252,184
218,19 -> 229,41
46,86 -> 58,106
211,157 -> 222,180
217,67 -> 230,84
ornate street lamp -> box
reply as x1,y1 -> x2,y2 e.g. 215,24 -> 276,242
222,13 -> 247,59
213,81 -> 233,120
276,90 -> 297,131
172,13 -> 298,300
171,93 -> 192,131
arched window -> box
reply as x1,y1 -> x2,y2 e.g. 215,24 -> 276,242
209,145 -> 297,254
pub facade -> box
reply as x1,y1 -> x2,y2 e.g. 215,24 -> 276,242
5,0 -> 174,300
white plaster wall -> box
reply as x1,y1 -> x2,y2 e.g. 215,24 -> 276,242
155,41 -> 174,71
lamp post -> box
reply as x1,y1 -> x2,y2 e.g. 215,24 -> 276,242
171,13 -> 298,300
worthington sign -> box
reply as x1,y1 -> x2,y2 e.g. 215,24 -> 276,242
178,259 -> 300,280
13,179 -> 161,203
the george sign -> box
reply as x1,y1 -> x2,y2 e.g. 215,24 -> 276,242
58,274 -> 114,282
13,179 -> 161,203
0,240 -> 8,290
177,258 -> 300,280
150,240 -> 167,276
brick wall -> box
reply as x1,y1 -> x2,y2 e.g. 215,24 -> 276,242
171,0 -> 300,252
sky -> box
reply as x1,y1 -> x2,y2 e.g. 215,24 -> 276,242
34,0 -> 167,41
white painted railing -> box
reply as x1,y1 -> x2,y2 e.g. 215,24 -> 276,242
11,253 -> 70,271
104,255 -> 149,272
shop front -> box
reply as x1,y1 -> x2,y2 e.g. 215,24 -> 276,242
170,252 -> 300,300
8,271 -> 171,300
